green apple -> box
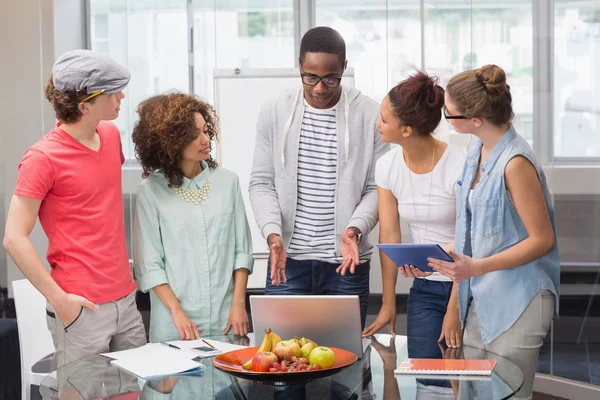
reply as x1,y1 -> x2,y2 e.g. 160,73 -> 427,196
301,342 -> 317,359
308,346 -> 335,369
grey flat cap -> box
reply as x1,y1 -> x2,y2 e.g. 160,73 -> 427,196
52,49 -> 130,95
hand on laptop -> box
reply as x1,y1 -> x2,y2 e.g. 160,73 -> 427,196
399,264 -> 433,278
267,234 -> 287,286
336,229 -> 360,276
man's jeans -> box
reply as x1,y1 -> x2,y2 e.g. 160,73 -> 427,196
265,257 -> 370,329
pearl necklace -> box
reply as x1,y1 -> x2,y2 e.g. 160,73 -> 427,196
174,179 -> 212,204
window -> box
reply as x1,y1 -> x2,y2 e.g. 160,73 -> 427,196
316,0 -> 421,103
192,1 -> 295,102
314,1 -> 532,145
424,1 -> 533,145
554,1 -> 600,157
89,0 -> 190,161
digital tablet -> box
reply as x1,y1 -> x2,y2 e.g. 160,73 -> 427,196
377,244 -> 454,273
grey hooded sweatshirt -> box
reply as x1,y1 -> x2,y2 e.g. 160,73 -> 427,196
248,85 -> 388,260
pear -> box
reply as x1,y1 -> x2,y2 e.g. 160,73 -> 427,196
301,341 -> 318,359
299,337 -> 317,348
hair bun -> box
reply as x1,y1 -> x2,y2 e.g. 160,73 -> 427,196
475,64 -> 508,93
407,71 -> 444,109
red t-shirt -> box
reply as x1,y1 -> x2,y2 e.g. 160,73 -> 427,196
15,121 -> 136,303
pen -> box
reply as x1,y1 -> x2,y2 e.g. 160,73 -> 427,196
202,339 -> 216,349
161,342 -> 181,350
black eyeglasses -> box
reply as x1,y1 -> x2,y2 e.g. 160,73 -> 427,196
300,72 -> 343,88
443,106 -> 467,120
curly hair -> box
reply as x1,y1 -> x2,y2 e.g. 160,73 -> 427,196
44,76 -> 97,124
132,93 -> 219,188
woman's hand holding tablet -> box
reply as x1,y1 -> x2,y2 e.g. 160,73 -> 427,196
377,244 -> 455,273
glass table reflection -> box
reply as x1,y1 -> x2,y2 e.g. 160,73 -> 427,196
39,333 -> 523,400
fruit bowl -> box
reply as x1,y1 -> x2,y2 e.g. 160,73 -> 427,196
212,346 -> 358,384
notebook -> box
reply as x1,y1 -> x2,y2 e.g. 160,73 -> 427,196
394,358 -> 497,376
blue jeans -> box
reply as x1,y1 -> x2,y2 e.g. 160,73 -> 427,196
265,258 -> 370,329
407,278 -> 453,389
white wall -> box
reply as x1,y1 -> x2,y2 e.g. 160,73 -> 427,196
0,0 -> 87,295
53,0 -> 87,58
0,0 -> 58,294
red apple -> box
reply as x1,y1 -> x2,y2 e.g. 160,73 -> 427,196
273,340 -> 302,361
308,346 -> 335,369
251,351 -> 278,372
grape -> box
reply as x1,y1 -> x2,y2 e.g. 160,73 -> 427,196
269,367 -> 278,372
312,364 -> 321,370
273,362 -> 280,369
290,356 -> 298,362
281,360 -> 287,368
298,357 -> 309,365
280,366 -> 288,372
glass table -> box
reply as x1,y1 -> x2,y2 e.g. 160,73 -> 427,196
39,333 -> 523,399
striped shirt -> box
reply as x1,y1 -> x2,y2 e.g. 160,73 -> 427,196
288,102 -> 338,262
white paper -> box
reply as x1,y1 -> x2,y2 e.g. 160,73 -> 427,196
101,343 -> 199,360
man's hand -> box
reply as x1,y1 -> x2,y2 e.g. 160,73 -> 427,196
267,234 -> 287,286
53,293 -> 98,327
170,308 -> 200,340
336,228 -> 360,276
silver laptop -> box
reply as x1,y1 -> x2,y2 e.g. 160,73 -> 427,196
250,295 -> 366,358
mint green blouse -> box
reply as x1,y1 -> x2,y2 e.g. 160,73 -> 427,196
133,163 -> 254,342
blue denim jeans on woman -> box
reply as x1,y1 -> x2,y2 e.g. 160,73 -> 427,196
407,278 -> 453,346
407,278 -> 454,389
265,257 -> 370,329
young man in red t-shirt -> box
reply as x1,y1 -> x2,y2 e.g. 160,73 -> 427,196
3,49 -> 146,369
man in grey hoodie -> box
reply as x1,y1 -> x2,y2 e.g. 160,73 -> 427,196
249,26 -> 388,328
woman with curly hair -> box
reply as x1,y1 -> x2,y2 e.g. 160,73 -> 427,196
132,93 -> 254,342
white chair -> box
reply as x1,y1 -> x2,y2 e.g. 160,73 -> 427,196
12,279 -> 55,400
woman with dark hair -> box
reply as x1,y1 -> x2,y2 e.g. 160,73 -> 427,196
363,72 -> 466,353
132,93 -> 254,343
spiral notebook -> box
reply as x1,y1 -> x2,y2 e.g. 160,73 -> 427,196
395,358 -> 497,376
